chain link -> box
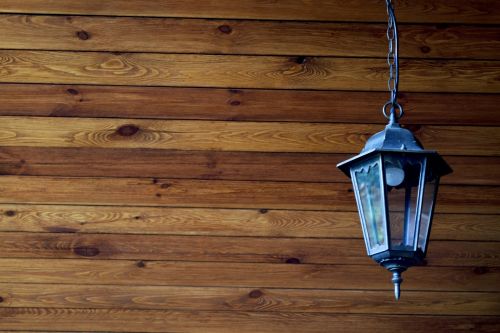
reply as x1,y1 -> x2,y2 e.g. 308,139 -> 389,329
383,0 -> 403,121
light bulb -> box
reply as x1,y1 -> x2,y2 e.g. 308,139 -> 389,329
385,165 -> 405,187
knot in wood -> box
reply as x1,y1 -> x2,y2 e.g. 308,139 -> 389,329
218,25 -> 233,34
248,289 -> 263,298
420,46 -> 431,54
473,266 -> 489,275
295,56 -> 308,64
76,30 -> 90,40
73,246 -> 100,257
4,210 -> 16,217
66,88 -> 79,95
117,124 -> 140,136
286,257 -> 301,264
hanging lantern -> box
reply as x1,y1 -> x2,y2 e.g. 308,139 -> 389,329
337,0 -> 452,300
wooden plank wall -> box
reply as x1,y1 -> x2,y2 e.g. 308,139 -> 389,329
0,1 -> 499,332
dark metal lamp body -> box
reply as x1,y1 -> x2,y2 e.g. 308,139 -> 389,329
337,115 -> 452,300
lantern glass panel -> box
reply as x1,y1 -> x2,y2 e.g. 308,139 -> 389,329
418,167 -> 439,253
383,155 -> 423,251
352,156 -> 387,253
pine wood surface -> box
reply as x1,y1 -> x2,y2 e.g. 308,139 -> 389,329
0,258 -> 498,292
0,232 -> 497,267
0,308 -> 498,333
0,1 -> 499,331
0,117 -> 498,155
0,176 -> 498,214
0,283 -> 498,316
0,147 -> 498,185
1,204 -> 498,241
1,84 -> 499,126
1,51 -> 500,92
1,15 -> 500,60
1,0 -> 499,24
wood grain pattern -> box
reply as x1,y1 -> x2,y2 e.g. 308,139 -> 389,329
0,232 -> 497,267
1,0 -> 499,331
0,176 -> 498,214
1,117 -> 499,156
1,283 -> 498,315
0,147 -> 498,185
2,15 -> 500,59
0,232 -> 370,264
1,204 -> 498,241
0,204 -> 359,238
1,84 -> 499,126
0,258 -> 498,292
0,308 -> 498,333
0,175 -> 355,211
1,0 -> 499,24
1,51 -> 500,92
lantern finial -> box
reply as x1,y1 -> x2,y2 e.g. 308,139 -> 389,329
391,270 -> 403,301
384,262 -> 406,300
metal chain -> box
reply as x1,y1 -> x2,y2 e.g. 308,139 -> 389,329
382,0 -> 404,121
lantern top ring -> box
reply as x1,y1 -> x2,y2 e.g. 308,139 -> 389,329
382,101 -> 404,121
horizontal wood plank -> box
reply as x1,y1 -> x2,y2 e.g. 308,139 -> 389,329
0,204 -> 358,238
0,258 -> 498,292
0,147 -> 498,186
0,176 -> 498,214
0,175 -> 358,211
1,283 -> 498,316
1,0 -> 499,24
0,232 -> 497,267
1,204 -> 498,242
1,51 -> 499,93
2,15 -> 500,59
1,117 -> 499,156
1,84 -> 499,126
0,308 -> 498,333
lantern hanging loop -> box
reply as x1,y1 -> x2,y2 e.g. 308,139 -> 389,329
382,101 -> 403,123
383,0 -> 404,122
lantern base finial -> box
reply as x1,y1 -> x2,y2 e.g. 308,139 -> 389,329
379,259 -> 409,300
392,270 -> 403,301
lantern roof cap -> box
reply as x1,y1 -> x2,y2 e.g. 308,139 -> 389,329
337,120 -> 452,177
361,121 -> 423,153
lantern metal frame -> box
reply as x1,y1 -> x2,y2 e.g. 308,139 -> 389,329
338,117 -> 452,299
